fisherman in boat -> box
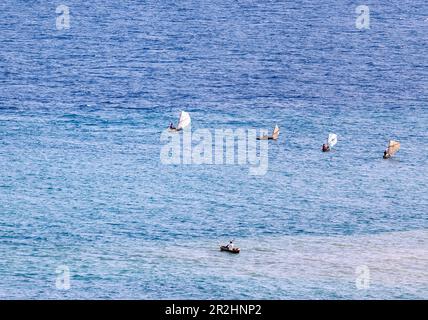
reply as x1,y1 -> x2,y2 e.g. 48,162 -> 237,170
383,150 -> 391,159
169,122 -> 176,130
227,240 -> 234,250
220,240 -> 240,253
322,143 -> 330,152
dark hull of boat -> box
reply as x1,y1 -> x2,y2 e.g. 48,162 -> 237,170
220,246 -> 240,254
257,136 -> 276,140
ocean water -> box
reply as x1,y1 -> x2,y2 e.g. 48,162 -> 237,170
0,0 -> 427,299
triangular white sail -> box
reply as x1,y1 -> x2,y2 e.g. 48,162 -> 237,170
387,140 -> 400,156
177,111 -> 191,130
328,133 -> 337,148
272,125 -> 280,140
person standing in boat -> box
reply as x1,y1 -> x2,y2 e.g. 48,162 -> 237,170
322,143 -> 330,152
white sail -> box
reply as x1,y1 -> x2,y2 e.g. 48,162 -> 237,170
272,125 -> 280,140
328,133 -> 337,148
177,111 -> 191,130
387,140 -> 400,156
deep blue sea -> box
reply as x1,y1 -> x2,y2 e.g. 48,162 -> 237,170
0,1 -> 427,299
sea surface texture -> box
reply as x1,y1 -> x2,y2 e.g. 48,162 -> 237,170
0,1 -> 427,299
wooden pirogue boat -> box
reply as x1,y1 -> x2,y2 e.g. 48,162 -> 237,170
220,245 -> 240,254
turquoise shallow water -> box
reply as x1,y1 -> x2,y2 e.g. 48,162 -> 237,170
0,1 -> 427,299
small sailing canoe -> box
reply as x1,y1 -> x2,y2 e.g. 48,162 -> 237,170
220,246 -> 240,254
383,140 -> 400,159
168,111 -> 191,132
257,125 -> 280,140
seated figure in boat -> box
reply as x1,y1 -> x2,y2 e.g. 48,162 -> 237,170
169,122 -> 176,130
322,143 -> 330,152
383,150 -> 391,159
227,240 -> 234,250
